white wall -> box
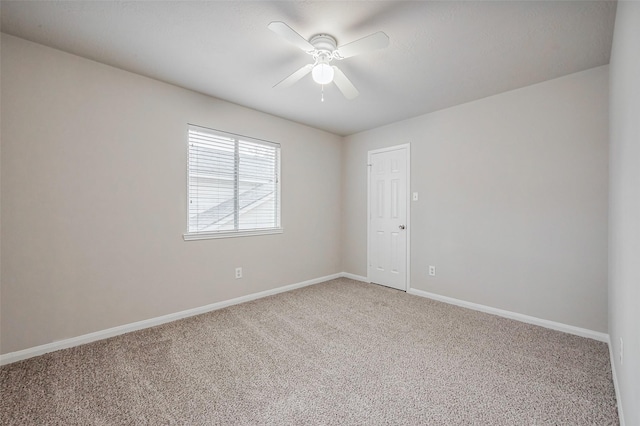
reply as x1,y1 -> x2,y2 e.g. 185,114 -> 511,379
343,66 -> 609,333
608,2 -> 640,424
0,34 -> 342,354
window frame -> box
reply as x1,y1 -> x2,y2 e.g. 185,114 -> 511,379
183,124 -> 282,241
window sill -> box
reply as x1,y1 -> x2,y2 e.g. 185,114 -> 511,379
183,228 -> 283,241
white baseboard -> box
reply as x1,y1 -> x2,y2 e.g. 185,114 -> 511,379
607,335 -> 626,426
407,287 -> 609,342
340,272 -> 369,282
0,272 -> 344,366
0,274 -> 611,367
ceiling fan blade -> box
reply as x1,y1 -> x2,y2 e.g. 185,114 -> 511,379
332,66 -> 359,100
336,31 -> 389,59
273,64 -> 313,89
268,21 -> 314,52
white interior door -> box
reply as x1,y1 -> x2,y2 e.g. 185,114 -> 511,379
368,145 -> 409,291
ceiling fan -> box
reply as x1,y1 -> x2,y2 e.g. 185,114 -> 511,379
268,21 -> 390,100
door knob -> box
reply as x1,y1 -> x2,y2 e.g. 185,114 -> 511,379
399,225 -> 405,230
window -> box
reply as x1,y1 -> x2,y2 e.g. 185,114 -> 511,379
184,125 -> 281,240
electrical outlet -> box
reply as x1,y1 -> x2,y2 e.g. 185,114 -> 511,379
235,267 -> 243,279
429,265 -> 436,276
620,337 -> 624,365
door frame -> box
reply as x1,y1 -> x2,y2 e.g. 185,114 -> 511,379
367,143 -> 411,292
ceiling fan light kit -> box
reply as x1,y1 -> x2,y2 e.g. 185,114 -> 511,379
309,34 -> 337,85
268,21 -> 389,101
312,62 -> 334,85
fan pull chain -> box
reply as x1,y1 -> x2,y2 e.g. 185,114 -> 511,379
321,85 -> 325,102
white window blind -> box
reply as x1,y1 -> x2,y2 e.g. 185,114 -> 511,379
185,125 -> 281,239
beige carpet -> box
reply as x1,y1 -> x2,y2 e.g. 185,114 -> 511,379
0,278 -> 618,425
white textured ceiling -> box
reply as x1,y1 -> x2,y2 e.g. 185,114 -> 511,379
0,1 -> 616,136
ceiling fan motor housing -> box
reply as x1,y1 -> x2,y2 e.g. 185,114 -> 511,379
309,34 -> 338,58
